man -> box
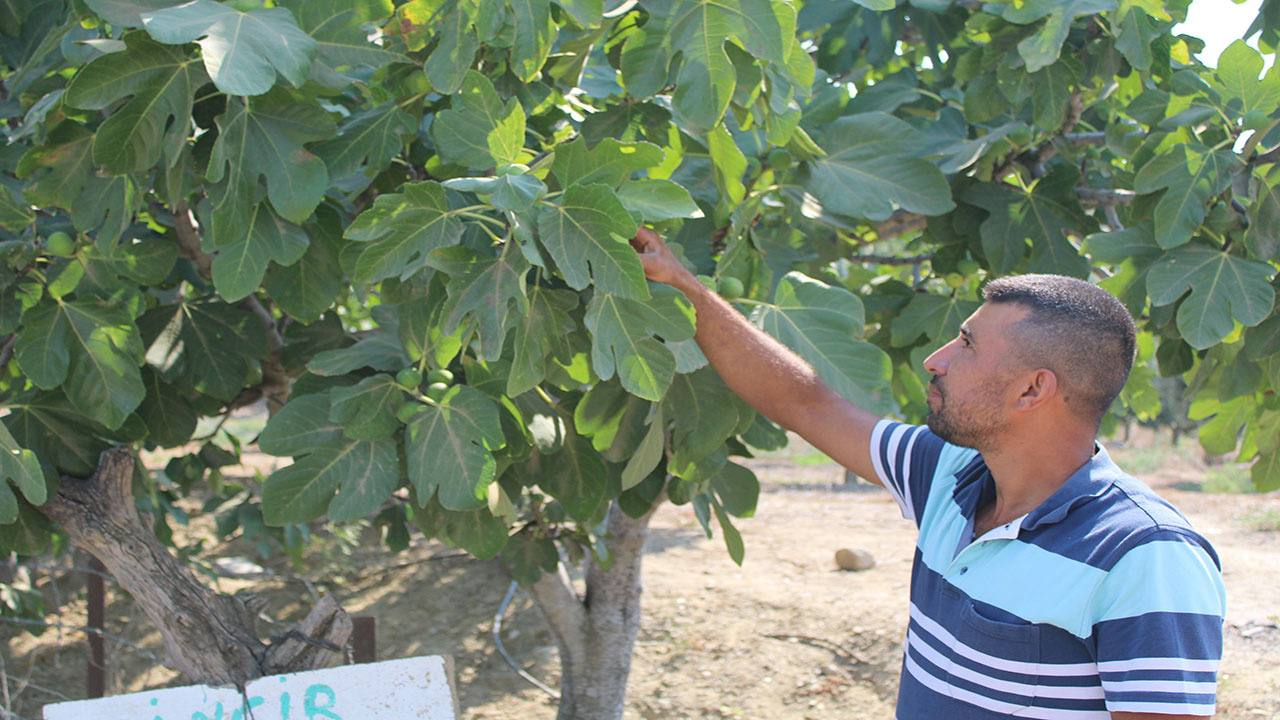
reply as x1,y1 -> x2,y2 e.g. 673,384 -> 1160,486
630,228 -> 1226,720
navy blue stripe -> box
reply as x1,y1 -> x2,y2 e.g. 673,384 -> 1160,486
905,426 -> 945,525
1091,611 -> 1224,663
1023,695 -> 1109,711
877,423 -> 900,495
1019,478 -> 1221,571
1099,669 -> 1217,682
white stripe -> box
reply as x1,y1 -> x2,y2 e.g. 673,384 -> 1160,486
1097,657 -> 1221,673
904,654 -> 1110,719
909,630 -> 1105,700
884,424 -> 910,512
1102,678 -> 1218,694
1106,700 -> 1215,715
870,421 -> 910,518
899,425 -> 918,519
910,603 -> 1099,677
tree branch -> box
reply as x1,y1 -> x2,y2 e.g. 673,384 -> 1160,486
528,557 -> 589,661
1075,187 -> 1135,206
875,211 -> 927,240
845,186 -> 1134,246
37,449 -> 349,687
850,253 -> 934,266
1253,145 -> 1280,165
240,296 -> 290,417
0,335 -> 15,374
172,200 -> 212,280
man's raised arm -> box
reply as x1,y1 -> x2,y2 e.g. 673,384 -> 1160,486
631,228 -> 885,485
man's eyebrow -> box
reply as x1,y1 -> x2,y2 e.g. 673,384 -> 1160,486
960,325 -> 975,344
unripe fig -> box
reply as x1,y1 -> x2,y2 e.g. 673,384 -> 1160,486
396,367 -> 423,388
765,148 -> 793,170
717,276 -> 744,299
1242,109 -> 1271,133
44,231 -> 75,257
944,273 -> 965,289
396,399 -> 425,423
426,382 -> 450,401
427,368 -> 454,385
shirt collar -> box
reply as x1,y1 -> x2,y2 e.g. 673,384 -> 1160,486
950,444 -> 1122,532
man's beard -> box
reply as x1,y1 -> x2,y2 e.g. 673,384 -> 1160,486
925,376 -> 1009,451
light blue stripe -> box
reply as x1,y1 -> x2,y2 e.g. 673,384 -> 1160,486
948,539 -> 1105,638
935,442 -> 979,480
1092,540 -> 1226,621
913,443 -> 976,569
916,470 -> 967,569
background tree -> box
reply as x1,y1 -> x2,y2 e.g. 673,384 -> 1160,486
1,0 -> 1278,717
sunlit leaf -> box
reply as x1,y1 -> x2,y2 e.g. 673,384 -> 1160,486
406,385 -> 506,511
1146,245 -> 1277,349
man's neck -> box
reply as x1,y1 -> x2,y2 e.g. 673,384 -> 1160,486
974,431 -> 1096,537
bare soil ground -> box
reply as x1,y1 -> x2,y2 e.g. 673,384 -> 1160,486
6,429 -> 1279,720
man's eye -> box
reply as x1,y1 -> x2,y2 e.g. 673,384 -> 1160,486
961,336 -> 972,348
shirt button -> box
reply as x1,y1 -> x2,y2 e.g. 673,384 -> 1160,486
959,567 -> 968,575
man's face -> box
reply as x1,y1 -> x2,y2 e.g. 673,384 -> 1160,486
921,303 -> 1028,451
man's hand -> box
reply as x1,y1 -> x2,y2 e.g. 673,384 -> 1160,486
629,228 -> 698,292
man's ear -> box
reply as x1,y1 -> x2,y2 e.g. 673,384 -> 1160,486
1014,368 -> 1058,412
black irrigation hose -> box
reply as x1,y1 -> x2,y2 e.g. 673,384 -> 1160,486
493,580 -> 559,700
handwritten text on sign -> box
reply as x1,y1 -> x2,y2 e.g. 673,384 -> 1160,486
43,655 -> 458,720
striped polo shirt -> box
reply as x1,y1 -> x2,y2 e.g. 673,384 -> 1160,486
870,420 -> 1226,719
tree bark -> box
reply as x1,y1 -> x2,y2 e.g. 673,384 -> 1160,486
38,448 -> 351,688
528,499 -> 661,720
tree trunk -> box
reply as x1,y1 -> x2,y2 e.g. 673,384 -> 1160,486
528,499 -> 660,720
38,447 -> 351,688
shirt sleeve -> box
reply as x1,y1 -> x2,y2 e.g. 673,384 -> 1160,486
868,420 -> 956,526
1088,530 -> 1226,717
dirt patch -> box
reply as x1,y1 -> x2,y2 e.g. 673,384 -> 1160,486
5,430 -> 1280,719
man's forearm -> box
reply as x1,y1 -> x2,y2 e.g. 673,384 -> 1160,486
667,274 -> 832,434
631,228 -> 882,482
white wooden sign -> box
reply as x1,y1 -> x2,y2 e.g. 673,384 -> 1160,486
43,655 -> 458,720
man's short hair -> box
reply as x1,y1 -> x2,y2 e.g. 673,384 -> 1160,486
982,274 -> 1137,426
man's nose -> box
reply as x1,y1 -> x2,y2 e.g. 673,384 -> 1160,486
923,341 -> 953,376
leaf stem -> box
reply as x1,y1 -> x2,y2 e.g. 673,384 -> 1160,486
535,385 -> 558,406
456,211 -> 508,230
1241,118 -> 1280,159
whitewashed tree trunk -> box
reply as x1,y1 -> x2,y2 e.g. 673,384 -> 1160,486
529,498 -> 660,720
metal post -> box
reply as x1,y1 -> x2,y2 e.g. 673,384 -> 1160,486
351,616 -> 376,664
87,558 -> 106,698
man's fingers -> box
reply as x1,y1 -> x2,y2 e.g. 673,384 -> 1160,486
631,227 -> 661,251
